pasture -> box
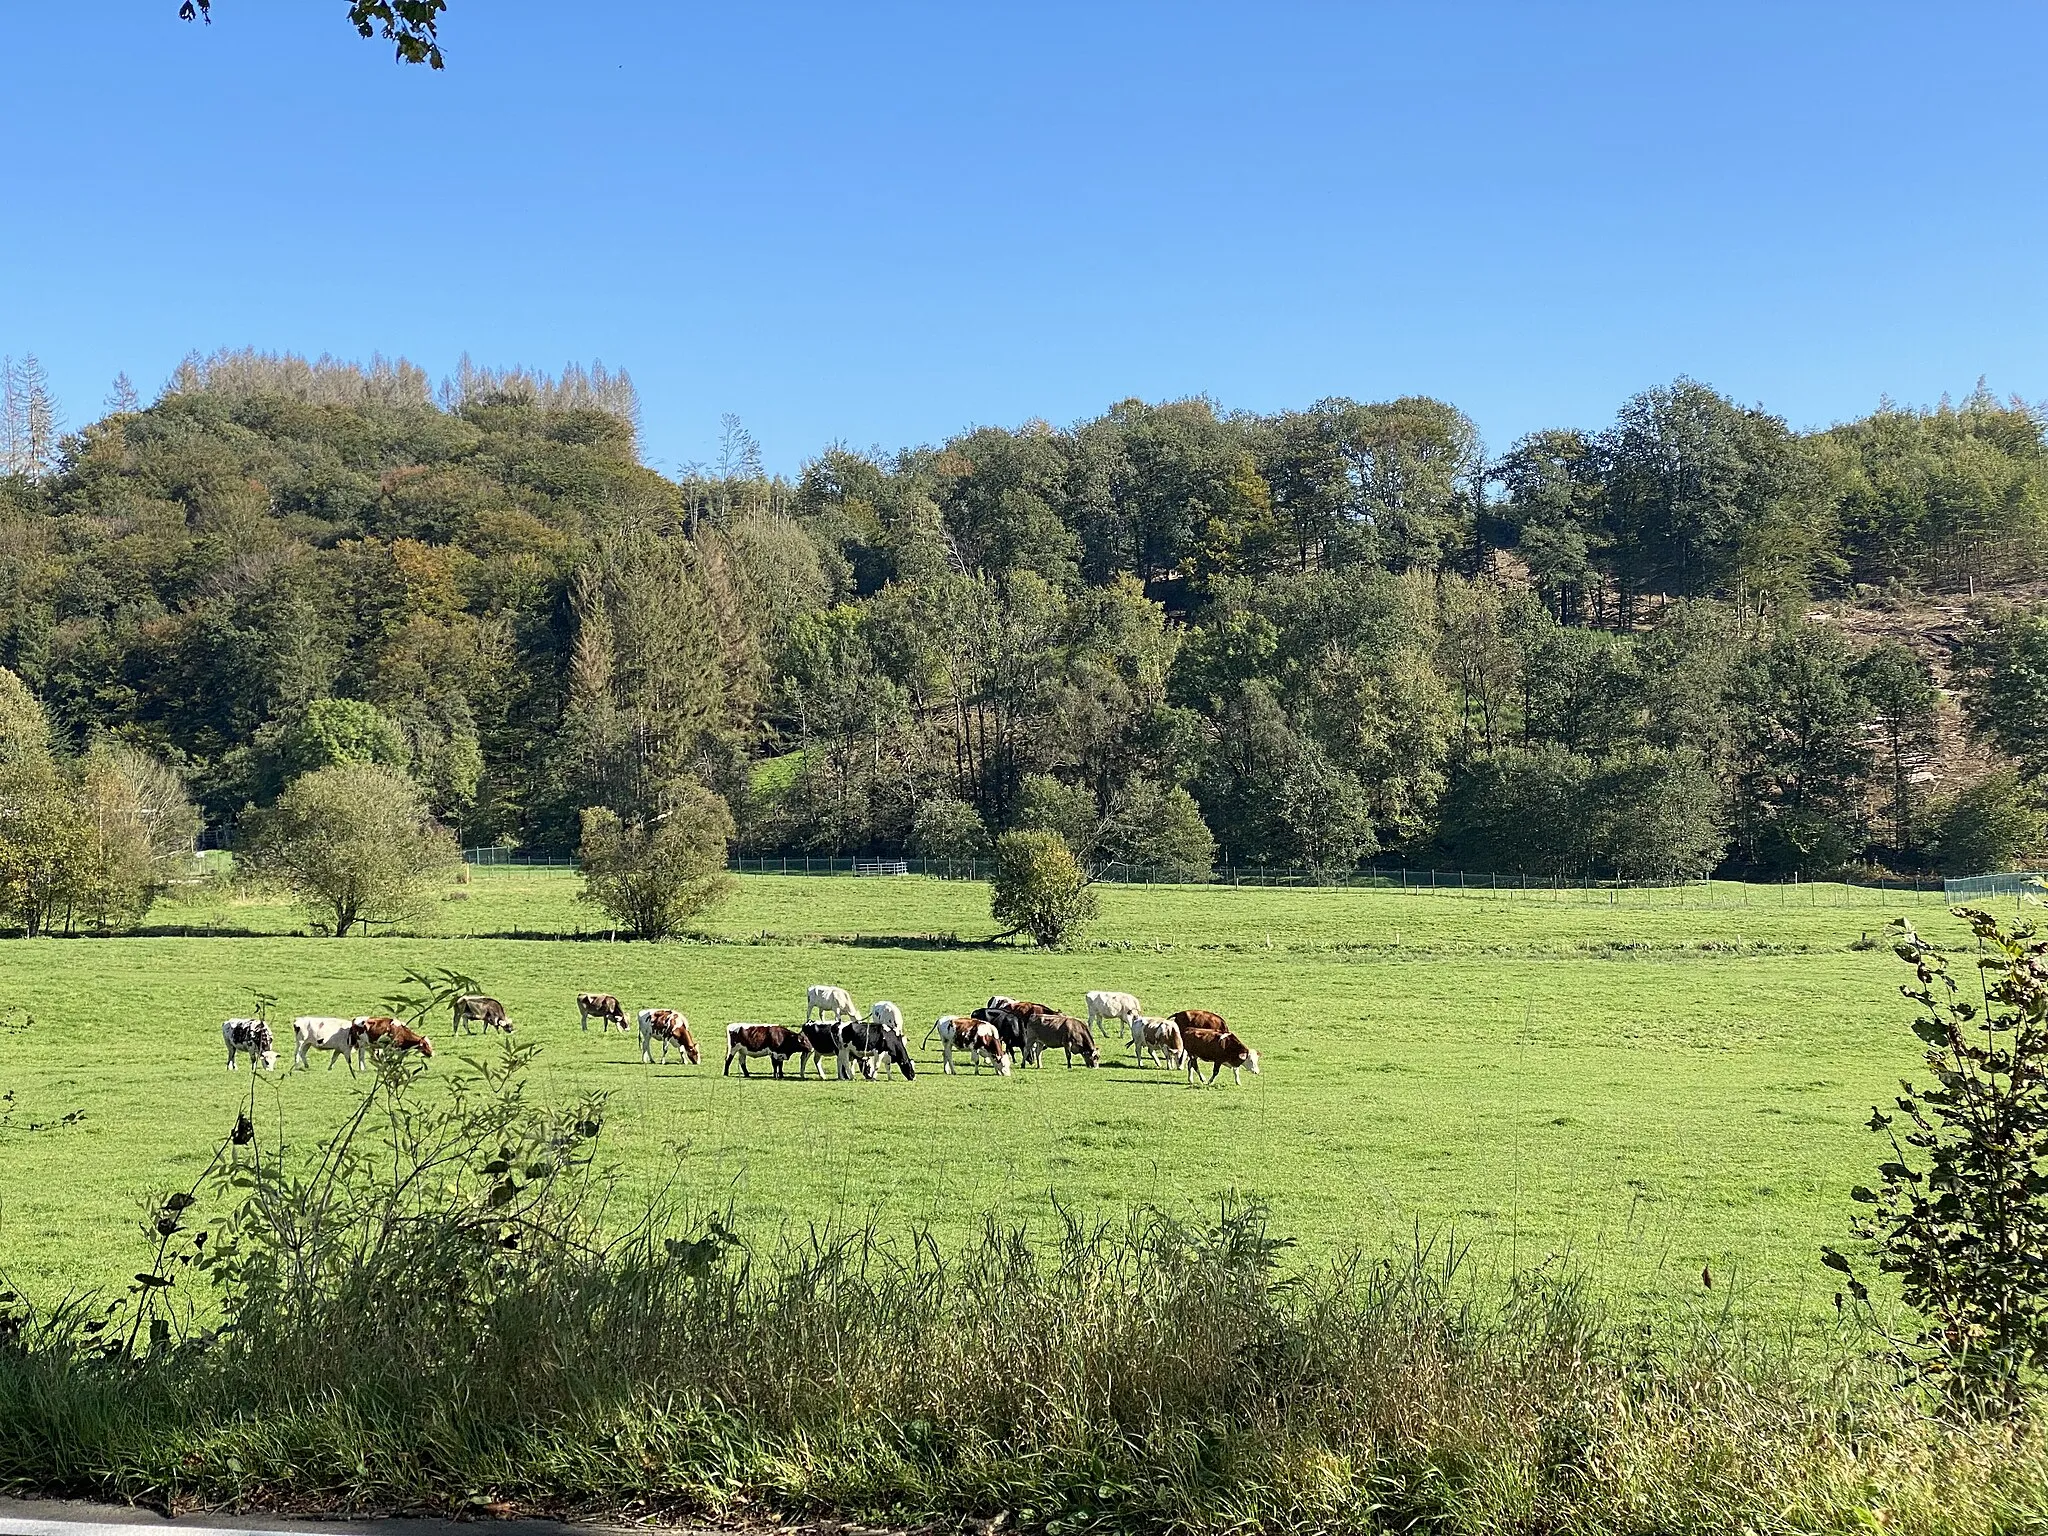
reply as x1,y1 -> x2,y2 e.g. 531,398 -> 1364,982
0,866 -> 1963,1318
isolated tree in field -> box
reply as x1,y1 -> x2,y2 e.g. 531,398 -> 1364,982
70,742 -> 202,931
576,780 -> 736,940
243,763 -> 460,936
1827,909 -> 2048,1414
989,829 -> 1096,948
0,755 -> 86,936
0,677 -> 196,933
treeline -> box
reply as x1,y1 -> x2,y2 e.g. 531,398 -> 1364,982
0,348 -> 2043,889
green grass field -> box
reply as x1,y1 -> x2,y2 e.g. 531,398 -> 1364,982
0,865 -> 1973,1321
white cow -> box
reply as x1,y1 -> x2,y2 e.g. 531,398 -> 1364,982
1087,990 -> 1144,1043
806,984 -> 859,1025
292,1016 -> 366,1072
1128,1015 -> 1186,1069
222,1017 -> 278,1072
936,1014 -> 1010,1077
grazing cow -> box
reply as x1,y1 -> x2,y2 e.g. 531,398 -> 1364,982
1021,1011 -> 1100,1069
805,984 -> 859,1025
936,1014 -> 1010,1076
358,1016 -> 434,1057
1170,1008 -> 1229,1037
798,1021 -> 846,1079
972,1004 -> 1028,1059
453,995 -> 512,1034
839,1006 -> 916,1081
221,1018 -> 277,1072
723,1023 -> 814,1079
637,1008 -> 700,1065
292,1016 -> 367,1072
1129,1015 -> 1185,1068
1182,1027 -> 1260,1087
1086,990 -> 1143,1039
576,993 -> 627,1032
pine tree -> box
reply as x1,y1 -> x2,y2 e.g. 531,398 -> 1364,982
0,357 -> 23,476
1,356 -> 63,478
105,372 -> 141,414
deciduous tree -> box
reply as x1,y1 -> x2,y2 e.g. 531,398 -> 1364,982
242,763 -> 459,936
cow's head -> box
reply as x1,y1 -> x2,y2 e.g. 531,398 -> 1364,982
418,1036 -> 435,1058
1243,1048 -> 1261,1075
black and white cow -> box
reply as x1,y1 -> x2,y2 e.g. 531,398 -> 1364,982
837,1001 -> 917,1081
222,1017 -> 277,1071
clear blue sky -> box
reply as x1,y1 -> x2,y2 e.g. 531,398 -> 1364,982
6,2 -> 2044,475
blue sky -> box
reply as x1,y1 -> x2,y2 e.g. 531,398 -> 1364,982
5,2 -> 2044,475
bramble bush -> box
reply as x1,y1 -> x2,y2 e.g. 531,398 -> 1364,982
1827,906 -> 2048,1413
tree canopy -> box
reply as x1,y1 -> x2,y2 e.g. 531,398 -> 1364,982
2,349 -> 2043,898
180,1 -> 449,67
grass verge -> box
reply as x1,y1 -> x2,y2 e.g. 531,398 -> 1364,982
2,1047 -> 2043,1535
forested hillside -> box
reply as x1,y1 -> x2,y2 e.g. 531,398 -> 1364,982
2,349 -> 2045,886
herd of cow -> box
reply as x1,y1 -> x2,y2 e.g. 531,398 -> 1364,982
217,984 -> 1261,1088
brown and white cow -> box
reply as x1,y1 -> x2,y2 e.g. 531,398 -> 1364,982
723,1023 -> 814,1079
1170,1008 -> 1229,1037
577,993 -> 628,1032
1129,1015 -> 1184,1068
453,995 -> 512,1034
638,1008 -> 700,1065
1020,1011 -> 1100,1069
357,1016 -> 434,1057
1181,1026 -> 1260,1087
936,1014 -> 1011,1076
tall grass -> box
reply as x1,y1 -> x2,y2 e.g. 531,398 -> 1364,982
3,1048 -> 2045,1533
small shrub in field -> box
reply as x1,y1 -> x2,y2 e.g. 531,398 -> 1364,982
989,828 -> 1096,947
577,779 -> 736,939
1826,907 -> 2048,1412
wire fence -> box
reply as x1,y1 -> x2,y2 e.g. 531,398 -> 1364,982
467,848 -> 1973,906
1944,871 -> 2048,901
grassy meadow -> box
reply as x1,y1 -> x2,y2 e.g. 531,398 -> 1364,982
0,864 -> 1968,1320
